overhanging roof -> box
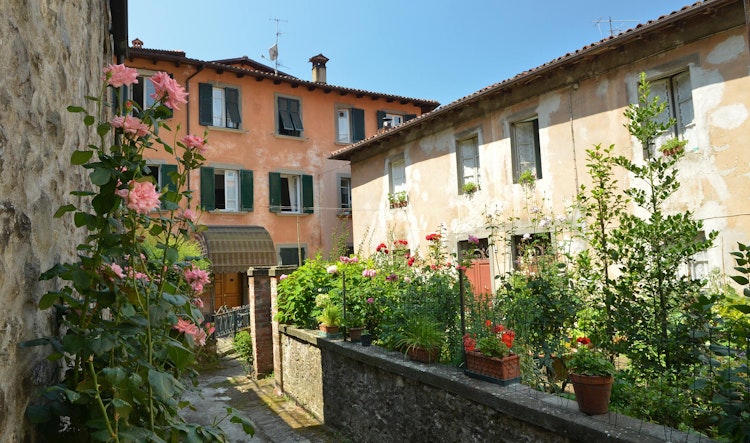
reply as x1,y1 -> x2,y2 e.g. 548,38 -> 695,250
196,226 -> 277,273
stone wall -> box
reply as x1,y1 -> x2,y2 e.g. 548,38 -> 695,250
277,326 -> 712,443
0,1 -> 110,440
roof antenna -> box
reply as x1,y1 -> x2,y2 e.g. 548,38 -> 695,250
593,17 -> 639,38
262,17 -> 287,75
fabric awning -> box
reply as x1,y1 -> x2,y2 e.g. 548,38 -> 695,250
196,226 -> 277,273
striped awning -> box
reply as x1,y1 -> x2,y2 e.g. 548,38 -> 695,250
196,226 -> 277,273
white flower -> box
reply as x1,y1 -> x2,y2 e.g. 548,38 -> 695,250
326,265 -> 338,274
522,233 -> 532,241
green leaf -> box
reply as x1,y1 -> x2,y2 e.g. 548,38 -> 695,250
53,204 -> 77,218
83,115 -> 95,126
19,337 -> 50,348
67,105 -> 86,113
39,292 -> 59,310
62,334 -> 86,355
162,292 -> 187,307
148,369 -> 179,402
103,367 -> 127,386
90,167 -> 111,186
730,304 -> 750,314
71,150 -> 94,165
88,333 -> 116,355
97,123 -> 111,137
230,412 -> 255,436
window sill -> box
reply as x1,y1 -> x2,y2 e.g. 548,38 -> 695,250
274,133 -> 306,141
275,211 -> 310,216
203,125 -> 246,134
206,210 -> 250,214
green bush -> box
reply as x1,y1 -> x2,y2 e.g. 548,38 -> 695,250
234,330 -> 253,371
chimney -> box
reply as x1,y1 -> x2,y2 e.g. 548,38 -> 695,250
309,54 -> 329,84
132,38 -> 143,48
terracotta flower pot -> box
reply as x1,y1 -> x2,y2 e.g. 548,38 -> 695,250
569,373 -> 614,415
406,346 -> 439,363
465,351 -> 520,386
319,324 -> 340,335
347,326 -> 364,342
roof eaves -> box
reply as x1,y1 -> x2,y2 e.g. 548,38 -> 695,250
330,0 -> 731,161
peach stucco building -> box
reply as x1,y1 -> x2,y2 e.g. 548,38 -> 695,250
332,0 -> 750,294
124,42 -> 438,310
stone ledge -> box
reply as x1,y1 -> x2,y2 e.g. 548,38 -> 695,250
279,326 -> 712,442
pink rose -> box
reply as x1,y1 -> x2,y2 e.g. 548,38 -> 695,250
150,72 -> 188,110
109,263 -> 126,279
180,208 -> 198,223
118,180 -> 161,214
184,264 -> 210,293
102,64 -> 139,88
181,135 -> 207,155
111,115 -> 149,138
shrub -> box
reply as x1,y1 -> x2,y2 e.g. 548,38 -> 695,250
234,330 -> 253,372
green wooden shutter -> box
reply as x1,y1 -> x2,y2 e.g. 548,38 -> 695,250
240,169 -> 253,211
278,98 -> 294,131
351,108 -> 365,142
302,174 -> 314,214
226,87 -> 241,126
405,114 -> 417,122
198,83 -> 213,126
376,110 -> 386,128
268,172 -> 281,212
200,167 -> 216,210
289,99 -> 303,130
132,80 -> 144,112
160,164 -> 178,192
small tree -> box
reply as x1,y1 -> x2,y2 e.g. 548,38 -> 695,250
610,73 -> 716,375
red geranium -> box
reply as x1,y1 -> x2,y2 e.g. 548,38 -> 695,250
425,233 -> 441,242
376,243 -> 389,254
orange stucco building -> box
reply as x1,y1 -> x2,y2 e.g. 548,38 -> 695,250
124,40 -> 438,311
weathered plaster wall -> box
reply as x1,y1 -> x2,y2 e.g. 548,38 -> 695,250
351,24 -> 750,282
0,1 -> 109,440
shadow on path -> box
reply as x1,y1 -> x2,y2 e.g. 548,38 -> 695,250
181,341 -> 343,443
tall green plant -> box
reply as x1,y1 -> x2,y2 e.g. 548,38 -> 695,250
21,65 -> 252,440
575,144 -> 628,350
610,73 -> 716,375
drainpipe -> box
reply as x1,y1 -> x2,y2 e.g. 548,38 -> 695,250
745,0 -> 750,55
184,64 -> 204,205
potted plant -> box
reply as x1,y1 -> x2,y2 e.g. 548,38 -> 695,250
518,169 -> 536,187
463,320 -> 520,385
360,329 -> 372,347
659,137 -> 688,157
317,304 -> 342,337
396,315 -> 443,363
462,181 -> 478,195
566,346 -> 616,415
388,191 -> 408,208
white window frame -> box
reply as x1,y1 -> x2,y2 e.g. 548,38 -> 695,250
215,169 -> 239,212
212,87 -> 227,128
336,108 -> 351,143
389,157 -> 406,194
338,175 -> 352,213
457,135 -> 480,192
511,117 -> 541,182
384,113 -> 403,128
280,174 -> 302,213
649,70 -> 694,155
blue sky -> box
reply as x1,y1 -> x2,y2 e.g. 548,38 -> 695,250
129,0 -> 691,106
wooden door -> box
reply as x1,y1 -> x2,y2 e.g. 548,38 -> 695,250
214,272 -> 243,309
466,258 -> 492,295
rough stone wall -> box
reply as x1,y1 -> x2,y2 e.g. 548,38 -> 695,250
0,1 -> 110,440
279,328 -> 711,443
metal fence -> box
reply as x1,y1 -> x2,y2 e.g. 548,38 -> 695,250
211,305 -> 251,338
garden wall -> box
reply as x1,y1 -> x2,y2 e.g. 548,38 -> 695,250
277,326 -> 712,443
0,1 -> 112,441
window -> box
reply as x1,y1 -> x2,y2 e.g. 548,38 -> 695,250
198,83 -> 241,129
457,135 -> 480,193
269,172 -> 314,214
511,232 -> 551,272
511,118 -> 542,182
335,107 -> 365,143
279,246 -> 307,266
649,70 -> 694,153
199,167 -> 253,211
680,231 -> 710,281
143,164 -> 178,209
377,111 -> 417,129
338,176 -> 352,214
117,73 -> 173,118
277,96 -> 303,137
389,157 -> 406,194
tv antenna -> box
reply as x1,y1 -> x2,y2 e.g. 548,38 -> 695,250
262,17 -> 287,74
593,17 -> 639,38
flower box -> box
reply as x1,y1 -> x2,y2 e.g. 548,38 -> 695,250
407,346 -> 439,364
464,351 -> 520,386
